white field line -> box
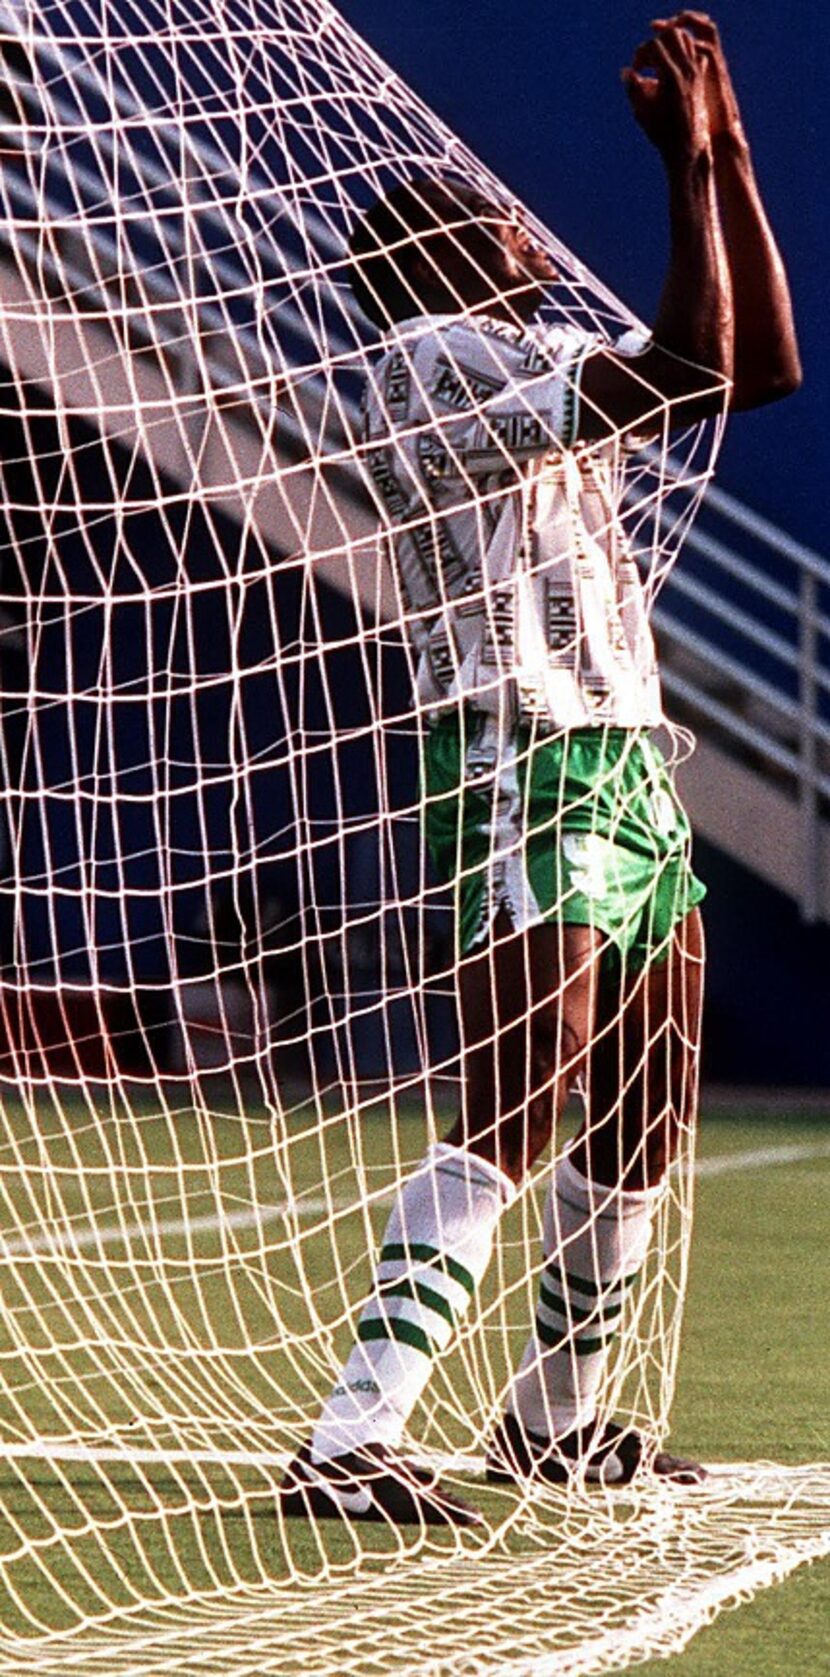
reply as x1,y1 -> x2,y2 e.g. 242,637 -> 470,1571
1,1439 -> 295,1470
0,1203 -> 299,1260
693,1140 -> 830,1177
2,1137 -> 829,1264
0,1183 -> 395,1260
3,1440 -> 829,1483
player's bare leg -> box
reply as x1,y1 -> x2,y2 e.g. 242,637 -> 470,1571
573,905 -> 705,1190
490,908 -> 707,1486
445,911 -> 603,1183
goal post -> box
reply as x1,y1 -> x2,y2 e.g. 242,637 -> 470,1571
0,2 -> 827,1673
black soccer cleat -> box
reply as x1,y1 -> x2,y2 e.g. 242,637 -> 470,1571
486,1411 -> 707,1488
281,1441 -> 483,1526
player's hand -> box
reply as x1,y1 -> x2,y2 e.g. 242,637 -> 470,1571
652,13 -> 746,146
622,20 -> 711,166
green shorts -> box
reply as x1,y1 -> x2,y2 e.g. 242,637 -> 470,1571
423,713 -> 705,968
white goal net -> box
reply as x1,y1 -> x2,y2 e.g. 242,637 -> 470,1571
0,2 -> 827,1673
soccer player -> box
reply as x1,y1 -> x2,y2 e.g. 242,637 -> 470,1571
283,13 -> 800,1525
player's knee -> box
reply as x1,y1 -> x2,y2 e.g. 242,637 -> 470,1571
529,1010 -> 586,1095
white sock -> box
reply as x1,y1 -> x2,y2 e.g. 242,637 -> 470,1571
507,1152 -> 662,1441
312,1141 -> 516,1461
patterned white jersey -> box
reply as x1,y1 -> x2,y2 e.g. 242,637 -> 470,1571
362,311 -> 663,733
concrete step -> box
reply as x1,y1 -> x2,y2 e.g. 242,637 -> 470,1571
673,731 -> 830,923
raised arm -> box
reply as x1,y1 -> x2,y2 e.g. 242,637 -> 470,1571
576,17 -> 734,441
657,11 -> 801,410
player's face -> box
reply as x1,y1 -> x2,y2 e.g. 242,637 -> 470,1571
493,206 -> 557,284
444,197 -> 557,320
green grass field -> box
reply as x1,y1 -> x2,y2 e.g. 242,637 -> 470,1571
0,1093 -> 827,1673
642,1108 -> 830,1675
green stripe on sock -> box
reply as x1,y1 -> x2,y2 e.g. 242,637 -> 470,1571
358,1315 -> 434,1360
572,1331 -> 618,1356
536,1316 -> 618,1355
544,1262 -> 639,1301
538,1276 -> 623,1325
376,1278 -> 456,1330
379,1243 -> 476,1298
535,1315 -> 565,1352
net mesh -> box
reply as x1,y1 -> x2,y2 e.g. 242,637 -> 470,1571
0,1 -> 827,1672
